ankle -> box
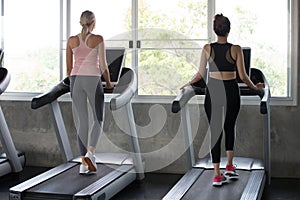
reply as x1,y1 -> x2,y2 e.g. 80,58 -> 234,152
88,147 -> 95,155
81,156 -> 87,165
214,171 -> 222,176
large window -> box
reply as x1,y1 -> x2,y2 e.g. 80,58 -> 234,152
136,0 -> 207,95
136,0 -> 291,97
0,0 -> 297,103
215,0 -> 289,97
2,0 -> 60,92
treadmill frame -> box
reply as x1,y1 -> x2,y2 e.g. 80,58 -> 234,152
10,67 -> 145,200
0,68 -> 25,176
163,68 -> 270,200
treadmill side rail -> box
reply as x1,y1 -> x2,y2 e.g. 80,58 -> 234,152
163,168 -> 204,200
240,170 -> 266,200
74,165 -> 135,200
9,162 -> 77,196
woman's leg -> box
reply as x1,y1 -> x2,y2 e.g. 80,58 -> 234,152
85,76 -> 104,153
224,82 -> 240,166
205,91 -> 223,176
70,76 -> 89,165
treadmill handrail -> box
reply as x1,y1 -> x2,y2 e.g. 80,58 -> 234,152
0,49 -> 3,67
31,68 -> 136,111
172,85 -> 197,113
259,76 -> 270,115
172,68 -> 270,114
110,68 -> 137,111
0,68 -> 11,95
31,77 -> 70,109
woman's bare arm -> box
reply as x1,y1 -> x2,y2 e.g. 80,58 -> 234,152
235,45 -> 264,90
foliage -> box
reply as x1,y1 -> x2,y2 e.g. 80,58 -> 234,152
8,47 -> 59,92
134,0 -> 287,96
7,0 -> 288,96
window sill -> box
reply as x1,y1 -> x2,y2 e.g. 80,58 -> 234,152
0,92 -> 297,106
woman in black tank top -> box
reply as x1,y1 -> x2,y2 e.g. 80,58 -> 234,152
181,14 -> 264,186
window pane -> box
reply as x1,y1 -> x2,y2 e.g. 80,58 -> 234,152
137,0 -> 208,95
67,0 -> 132,79
138,0 -> 208,40
70,0 -> 131,45
4,0 -> 60,92
138,49 -> 200,95
216,0 -> 288,97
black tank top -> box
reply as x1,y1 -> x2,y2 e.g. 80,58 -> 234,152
209,43 -> 237,72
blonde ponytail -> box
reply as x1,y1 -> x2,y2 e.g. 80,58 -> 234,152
81,25 -> 89,40
79,10 -> 95,40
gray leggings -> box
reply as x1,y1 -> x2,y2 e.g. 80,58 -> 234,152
70,76 -> 104,156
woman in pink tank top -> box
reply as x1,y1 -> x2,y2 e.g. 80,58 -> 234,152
66,10 -> 113,174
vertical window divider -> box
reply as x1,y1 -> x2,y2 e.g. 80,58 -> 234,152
59,0 -> 64,81
207,0 -> 215,43
0,0 -> 4,48
132,0 -> 138,96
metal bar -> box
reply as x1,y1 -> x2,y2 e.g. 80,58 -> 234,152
138,47 -> 202,50
74,165 -> 134,198
1,0 -> 4,48
207,0 -> 215,43
263,101 -> 271,185
240,170 -> 265,200
59,0 -> 63,81
9,162 -> 76,194
163,168 -> 203,200
181,104 -> 195,168
0,106 -> 22,172
125,102 -> 145,180
132,0 -> 139,96
49,100 -> 73,161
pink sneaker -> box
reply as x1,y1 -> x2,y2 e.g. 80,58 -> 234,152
213,174 -> 228,186
224,164 -> 239,179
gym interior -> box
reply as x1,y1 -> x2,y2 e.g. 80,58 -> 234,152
0,1 -> 300,200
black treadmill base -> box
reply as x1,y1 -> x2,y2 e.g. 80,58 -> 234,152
182,169 -> 264,200
23,163 -> 115,200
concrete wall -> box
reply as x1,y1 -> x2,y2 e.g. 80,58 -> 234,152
0,97 -> 300,178
0,3 -> 299,178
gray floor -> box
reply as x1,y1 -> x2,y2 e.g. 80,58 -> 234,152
1,166 -> 300,200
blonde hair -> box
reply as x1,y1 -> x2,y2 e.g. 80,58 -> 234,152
80,10 -> 95,40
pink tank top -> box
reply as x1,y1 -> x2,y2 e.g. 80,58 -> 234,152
70,34 -> 101,76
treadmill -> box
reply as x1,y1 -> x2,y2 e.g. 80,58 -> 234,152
163,56 -> 271,199
10,60 -> 144,199
0,48 -> 4,67
0,66 -> 26,177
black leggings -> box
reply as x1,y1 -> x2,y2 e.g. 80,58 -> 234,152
204,78 -> 240,163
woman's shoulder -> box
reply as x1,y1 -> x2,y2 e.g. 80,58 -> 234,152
203,43 -> 211,50
68,35 -> 79,41
230,44 -> 243,54
231,44 -> 242,50
67,35 -> 80,47
90,34 -> 104,42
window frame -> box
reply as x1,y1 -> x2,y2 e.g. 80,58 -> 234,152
0,0 -> 298,106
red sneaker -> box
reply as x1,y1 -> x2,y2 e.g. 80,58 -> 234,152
213,174 -> 228,186
224,164 -> 239,179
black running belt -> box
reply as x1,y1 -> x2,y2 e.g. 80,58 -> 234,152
25,163 -> 115,199
182,170 -> 251,200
